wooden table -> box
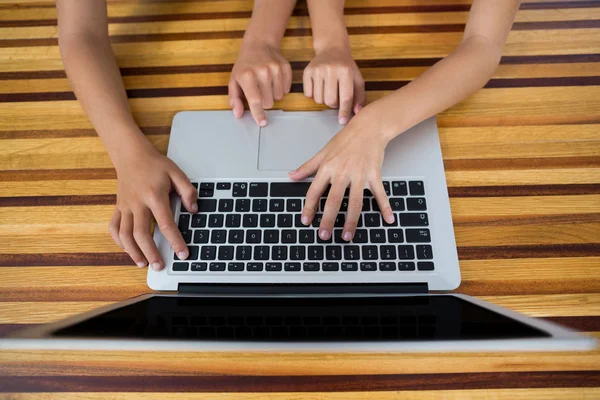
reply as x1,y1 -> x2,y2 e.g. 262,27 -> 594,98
1,0 -> 599,398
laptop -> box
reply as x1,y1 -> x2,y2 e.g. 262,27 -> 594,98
3,110 -> 595,352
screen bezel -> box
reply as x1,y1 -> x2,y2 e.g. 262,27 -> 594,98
3,293 -> 595,352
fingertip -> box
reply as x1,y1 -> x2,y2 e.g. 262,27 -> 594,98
177,250 -> 188,260
354,104 -> 363,114
137,261 -> 147,268
189,202 -> 198,213
338,116 -> 349,125
151,262 -> 163,271
259,119 -> 268,127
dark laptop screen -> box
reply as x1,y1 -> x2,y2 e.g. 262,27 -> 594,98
52,295 -> 549,341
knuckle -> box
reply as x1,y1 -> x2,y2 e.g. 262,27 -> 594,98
132,228 -> 148,241
239,69 -> 255,82
255,66 -> 270,79
157,219 -> 176,232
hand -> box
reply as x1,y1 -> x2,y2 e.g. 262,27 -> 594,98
303,45 -> 365,124
288,105 -> 395,241
108,142 -> 197,271
229,41 -> 292,126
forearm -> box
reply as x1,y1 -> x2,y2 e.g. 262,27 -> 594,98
376,36 -> 503,141
243,0 -> 296,47
307,0 -> 348,52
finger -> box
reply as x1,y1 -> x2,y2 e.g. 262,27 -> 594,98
256,67 -> 274,109
169,165 -> 198,213
228,80 -> 244,119
270,65 -> 284,101
301,172 -> 329,226
109,207 -> 124,249
320,180 -> 348,241
119,211 -> 147,267
133,207 -> 164,271
288,151 -> 325,181
324,72 -> 339,109
313,72 -> 324,104
282,62 -> 292,94
150,195 -> 189,261
303,69 -> 313,98
338,73 -> 354,125
370,178 -> 395,224
342,179 -> 364,241
238,72 -> 267,126
353,75 -> 366,114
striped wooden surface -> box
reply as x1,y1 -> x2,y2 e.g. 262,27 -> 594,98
0,0 -> 599,398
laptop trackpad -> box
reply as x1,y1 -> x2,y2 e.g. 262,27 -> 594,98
258,116 -> 341,171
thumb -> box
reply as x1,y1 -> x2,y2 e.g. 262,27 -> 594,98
169,165 -> 198,213
288,152 -> 324,180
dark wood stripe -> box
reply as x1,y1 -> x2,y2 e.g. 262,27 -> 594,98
1,54 -> 599,81
444,157 -> 600,171
453,213 -> 600,228
0,168 -> 117,181
0,126 -> 168,139
1,371 -> 599,392
0,253 -> 133,267
449,184 -> 600,197
0,195 -> 116,207
0,324 -> 39,337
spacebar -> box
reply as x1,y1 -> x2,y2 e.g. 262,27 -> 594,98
270,182 -> 312,197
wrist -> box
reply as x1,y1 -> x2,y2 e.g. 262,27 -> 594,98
313,33 -> 351,55
242,31 -> 281,50
109,129 -> 156,170
360,99 -> 413,144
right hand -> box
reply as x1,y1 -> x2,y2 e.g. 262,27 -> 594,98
108,143 -> 197,271
228,41 -> 292,126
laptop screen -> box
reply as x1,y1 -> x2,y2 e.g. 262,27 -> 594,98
51,295 -> 549,341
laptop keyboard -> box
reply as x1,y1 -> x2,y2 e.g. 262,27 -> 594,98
172,179 -> 434,273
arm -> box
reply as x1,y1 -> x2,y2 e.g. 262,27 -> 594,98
57,0 -> 197,270
228,0 -> 296,125
291,0 -> 521,242
304,0 -> 365,124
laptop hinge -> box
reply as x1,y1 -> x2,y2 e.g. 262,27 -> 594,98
178,283 -> 429,296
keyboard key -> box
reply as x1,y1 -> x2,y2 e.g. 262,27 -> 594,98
228,262 -> 244,271
236,246 -> 251,260
249,183 -> 268,197
254,246 -> 269,260
390,198 -> 405,211
178,214 -> 190,231
198,189 -> 214,198
353,229 -> 368,243
382,181 -> 391,196
326,245 -> 342,260
364,189 -> 373,197
398,245 -> 415,259
287,199 -> 302,212
407,198 -> 427,211
308,246 -> 324,260
191,262 -> 208,271
235,199 -> 250,212
242,214 -> 259,228
284,262 -> 301,271
333,229 -> 345,243
360,262 -> 377,271
196,199 -> 216,213
218,199 -> 233,212
362,198 -> 370,212
264,230 -> 279,244
343,246 -> 360,260
392,181 -> 408,196
406,229 -> 431,243
341,262 -> 358,271
200,246 -> 216,260
245,230 -> 261,243
216,182 -> 231,190
266,262 -> 283,271
191,182 -> 199,190
294,214 -> 306,227
303,262 -> 320,271
362,246 -> 378,260
372,199 -> 380,212
181,230 -> 192,243
340,198 -> 349,212
409,181 -> 425,195
232,183 -> 247,197
416,245 -> 434,259
270,199 -> 285,212
277,214 -> 293,227
218,246 -> 234,260
186,246 -> 199,261
400,213 -> 429,226
323,262 -> 340,271
200,182 -> 214,191
299,230 -> 315,243
209,262 -> 226,271
369,229 -> 386,243
228,229 -> 244,244
193,230 -> 209,244
418,262 -> 435,271
383,214 -> 398,227
208,214 -> 224,227
311,214 -> 323,228
334,214 -> 345,227
398,262 -> 416,271
379,262 -> 396,271
380,245 -> 397,260
260,214 -> 276,227
252,199 -> 268,212
364,213 -> 381,227
191,214 -> 207,228
281,230 -> 297,243
210,229 -> 227,244
290,246 -> 306,260
225,214 -> 241,227
388,229 -> 404,243
173,262 -> 189,271
270,182 -> 311,197
272,246 -> 288,260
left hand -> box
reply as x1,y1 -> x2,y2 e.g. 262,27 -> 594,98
288,105 -> 395,242
303,46 -> 365,125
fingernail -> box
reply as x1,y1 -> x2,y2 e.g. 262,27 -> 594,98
151,262 -> 162,271
137,261 -> 147,268
259,119 -> 267,127
386,213 -> 395,224
301,215 -> 310,225
319,229 -> 330,240
339,117 -> 348,125
178,251 -> 188,260
343,231 -> 352,241
191,203 -> 198,213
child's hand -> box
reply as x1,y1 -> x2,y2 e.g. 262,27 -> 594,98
289,103 -> 394,242
229,42 -> 292,126
108,143 -> 197,271
303,46 -> 365,125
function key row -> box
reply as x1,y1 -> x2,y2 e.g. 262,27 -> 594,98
173,261 -> 434,272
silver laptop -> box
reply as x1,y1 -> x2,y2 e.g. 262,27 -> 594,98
2,111 -> 594,352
